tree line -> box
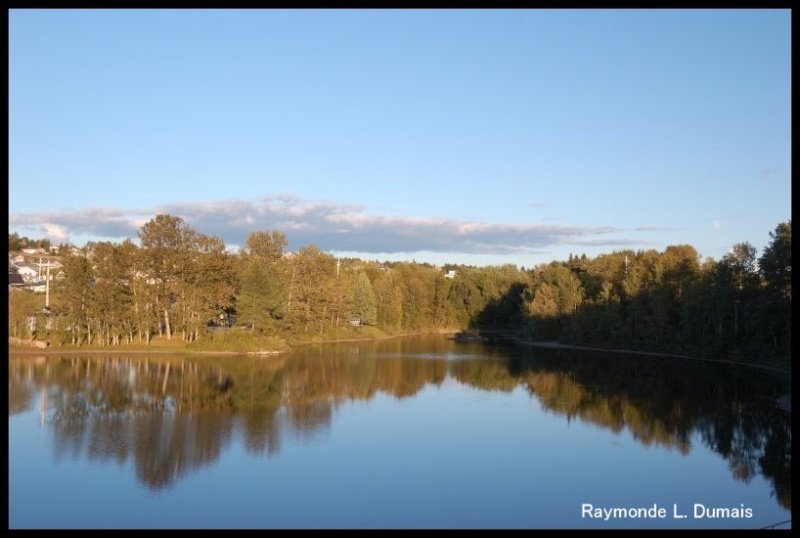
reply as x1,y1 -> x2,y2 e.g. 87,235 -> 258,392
521,221 -> 791,367
8,232 -> 56,252
8,216 -> 791,368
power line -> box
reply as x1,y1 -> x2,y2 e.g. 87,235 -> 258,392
699,245 -> 732,255
698,245 -> 735,258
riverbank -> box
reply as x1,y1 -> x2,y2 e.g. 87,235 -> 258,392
10,333 -> 790,371
518,340 -> 792,375
10,333 -> 790,375
518,339 -> 791,414
7,328 -> 460,358
10,333 -> 791,413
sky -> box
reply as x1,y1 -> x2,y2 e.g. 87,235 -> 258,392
8,9 -> 791,268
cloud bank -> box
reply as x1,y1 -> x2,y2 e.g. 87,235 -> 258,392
10,195 -> 650,258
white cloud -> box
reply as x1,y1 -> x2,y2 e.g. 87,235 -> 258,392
41,223 -> 70,243
9,194 -> 659,257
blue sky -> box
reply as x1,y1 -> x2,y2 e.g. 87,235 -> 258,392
9,9 -> 791,267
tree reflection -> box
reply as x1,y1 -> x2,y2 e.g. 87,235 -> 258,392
506,347 -> 791,511
8,341 -> 790,509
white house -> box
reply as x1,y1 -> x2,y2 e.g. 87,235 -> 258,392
16,265 -> 39,281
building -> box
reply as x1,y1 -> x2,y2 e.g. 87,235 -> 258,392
9,273 -> 25,290
15,265 -> 39,281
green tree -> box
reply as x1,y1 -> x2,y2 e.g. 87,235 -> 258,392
757,220 -> 791,357
719,242 -> 760,343
373,269 -> 404,330
90,241 -> 135,346
186,234 -> 238,341
8,290 -> 41,339
525,282 -> 559,340
138,215 -> 198,339
237,259 -> 284,333
246,230 -> 287,261
759,220 -> 791,302
288,245 -> 337,334
51,253 -> 94,345
352,271 -> 377,326
236,231 -> 288,334
9,232 -> 22,252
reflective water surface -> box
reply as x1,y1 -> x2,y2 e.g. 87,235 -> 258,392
9,335 -> 791,529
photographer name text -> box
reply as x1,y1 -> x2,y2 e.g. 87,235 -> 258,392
581,503 -> 753,521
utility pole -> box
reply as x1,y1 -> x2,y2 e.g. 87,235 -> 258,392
45,264 -> 50,308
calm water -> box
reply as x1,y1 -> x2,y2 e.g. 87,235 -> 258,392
8,335 -> 791,529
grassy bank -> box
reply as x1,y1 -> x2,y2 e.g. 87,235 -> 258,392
8,326 -> 461,356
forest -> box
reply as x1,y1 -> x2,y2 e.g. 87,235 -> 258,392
8,216 -> 791,370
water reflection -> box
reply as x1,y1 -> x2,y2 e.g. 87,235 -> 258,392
506,350 -> 791,512
8,338 -> 791,510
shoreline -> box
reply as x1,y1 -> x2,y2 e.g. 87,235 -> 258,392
7,330 -> 460,358
9,334 -> 791,374
9,334 -> 791,375
10,335 -> 790,413
517,340 -> 791,413
517,340 -> 792,375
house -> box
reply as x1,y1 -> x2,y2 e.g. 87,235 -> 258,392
444,270 -> 457,279
16,265 -> 39,281
8,273 -> 25,290
22,248 -> 45,255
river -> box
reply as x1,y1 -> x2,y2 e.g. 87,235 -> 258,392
8,335 -> 791,529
